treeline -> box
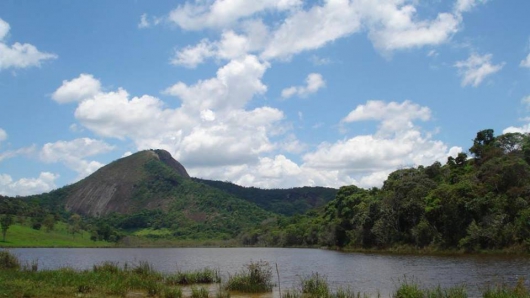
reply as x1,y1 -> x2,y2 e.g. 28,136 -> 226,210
242,129 -> 530,251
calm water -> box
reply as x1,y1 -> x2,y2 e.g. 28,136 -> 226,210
8,247 -> 530,297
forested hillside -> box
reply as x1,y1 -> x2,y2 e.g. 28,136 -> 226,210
242,130 -> 530,251
192,178 -> 337,215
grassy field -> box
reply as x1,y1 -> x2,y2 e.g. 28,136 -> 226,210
0,222 -> 111,248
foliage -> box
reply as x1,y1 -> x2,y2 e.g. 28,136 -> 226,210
1,214 -> 13,241
193,178 -> 337,216
249,130 -> 530,252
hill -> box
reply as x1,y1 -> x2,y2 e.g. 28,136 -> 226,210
192,178 -> 337,216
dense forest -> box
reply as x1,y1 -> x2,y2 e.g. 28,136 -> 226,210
240,129 -> 530,251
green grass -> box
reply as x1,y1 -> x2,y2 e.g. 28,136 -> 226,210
0,222 -> 112,248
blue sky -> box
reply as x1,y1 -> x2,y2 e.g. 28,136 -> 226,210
1,0 -> 529,195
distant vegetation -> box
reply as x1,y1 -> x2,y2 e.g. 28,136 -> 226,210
246,130 -> 530,252
193,178 -> 336,216
1,129 -> 530,253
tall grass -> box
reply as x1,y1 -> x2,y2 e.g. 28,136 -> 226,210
166,268 -> 220,285
0,250 -> 20,270
225,260 -> 274,293
483,278 -> 529,298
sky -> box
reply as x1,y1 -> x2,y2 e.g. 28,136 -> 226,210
0,0 -> 529,196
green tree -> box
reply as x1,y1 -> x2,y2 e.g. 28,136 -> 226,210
68,214 -> 81,238
1,214 -> 14,242
42,214 -> 56,232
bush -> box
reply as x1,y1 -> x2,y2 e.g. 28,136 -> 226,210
225,260 -> 274,293
0,250 -> 20,270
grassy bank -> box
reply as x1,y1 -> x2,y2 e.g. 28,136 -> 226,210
0,222 -> 111,248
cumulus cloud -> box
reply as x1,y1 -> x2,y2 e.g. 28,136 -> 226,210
40,138 -> 115,179
53,56 -> 283,173
52,74 -> 102,103
168,0 -> 476,64
281,73 -> 325,99
303,100 -> 461,187
342,100 -> 431,134
0,18 -> 57,71
165,55 -> 269,112
168,0 -> 301,30
521,53 -> 530,68
455,53 -> 504,87
0,172 -> 58,196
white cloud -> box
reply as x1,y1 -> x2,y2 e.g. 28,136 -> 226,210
0,18 -> 57,71
168,0 -> 301,30
54,56 -> 283,174
261,0 -> 361,60
454,0 -> 487,14
169,0 -> 475,64
40,138 -> 114,179
138,13 -> 150,29
171,39 -> 216,68
0,146 -> 36,163
455,53 -> 505,87
303,100 -> 460,187
521,53 -> 530,68
0,128 -> 6,144
0,18 -> 9,41
503,125 -> 530,134
165,55 -> 269,112
0,172 -> 58,196
364,3 -> 459,53
52,74 -> 102,103
342,100 -> 431,134
281,73 -> 325,99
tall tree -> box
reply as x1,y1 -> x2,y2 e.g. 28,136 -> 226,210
1,214 -> 14,242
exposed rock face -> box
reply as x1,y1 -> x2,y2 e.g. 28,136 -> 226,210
64,150 -> 189,217
154,149 -> 189,178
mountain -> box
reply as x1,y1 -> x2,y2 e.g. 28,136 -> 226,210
3,149 -> 338,240
192,178 -> 337,216
64,149 -> 189,216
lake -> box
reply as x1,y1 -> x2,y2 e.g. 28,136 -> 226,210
7,247 -> 530,297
